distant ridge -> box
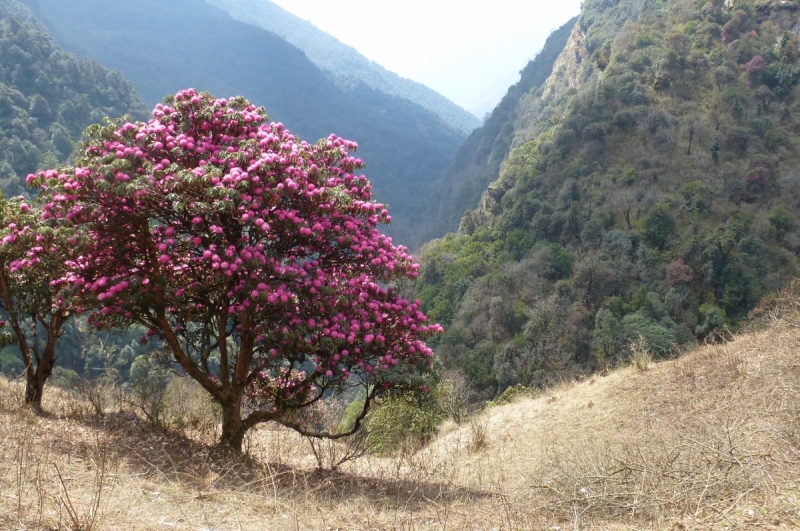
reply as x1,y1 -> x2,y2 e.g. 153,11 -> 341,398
18,0 -> 465,249
420,18 -> 578,244
0,0 -> 148,197
205,0 -> 482,135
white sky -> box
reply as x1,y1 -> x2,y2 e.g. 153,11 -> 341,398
269,0 -> 583,116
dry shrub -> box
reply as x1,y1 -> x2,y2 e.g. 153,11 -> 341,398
53,435 -> 115,531
745,278 -> 800,331
162,376 -> 220,440
468,416 -> 488,452
123,372 -> 169,428
0,405 -> 117,530
75,376 -> 119,419
305,431 -> 370,471
0,375 -> 23,411
438,369 -> 474,424
629,333 -> 652,372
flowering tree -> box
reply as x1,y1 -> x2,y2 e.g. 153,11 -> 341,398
0,195 -> 75,408
31,89 -> 441,450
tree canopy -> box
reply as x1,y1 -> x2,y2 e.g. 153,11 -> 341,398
31,89 -> 441,450
0,192 -> 78,406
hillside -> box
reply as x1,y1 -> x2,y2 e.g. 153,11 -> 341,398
417,0 -> 800,396
0,4 -> 148,197
17,0 -> 464,248
204,0 -> 482,135
420,17 -> 577,244
1,292 -> 798,529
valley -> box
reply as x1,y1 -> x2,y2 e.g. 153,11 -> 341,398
0,0 -> 799,528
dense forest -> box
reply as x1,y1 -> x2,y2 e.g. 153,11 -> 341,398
0,9 -> 147,198
418,0 -> 800,397
205,0 -> 482,135
17,0 -> 465,249
0,10 -> 163,384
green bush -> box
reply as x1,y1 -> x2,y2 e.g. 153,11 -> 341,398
363,389 -> 448,455
634,30 -> 657,49
487,383 -> 540,407
769,206 -> 794,239
621,312 -> 676,357
0,350 -> 24,377
643,204 -> 676,250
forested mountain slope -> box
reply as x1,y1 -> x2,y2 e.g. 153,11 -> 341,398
0,3 -> 156,378
18,0 -> 464,248
0,6 -> 147,197
204,0 -> 481,135
418,0 -> 800,397
420,18 -> 577,243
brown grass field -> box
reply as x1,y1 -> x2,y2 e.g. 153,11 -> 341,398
1,298 -> 800,530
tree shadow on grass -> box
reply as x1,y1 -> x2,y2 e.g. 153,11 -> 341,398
64,410 -> 491,512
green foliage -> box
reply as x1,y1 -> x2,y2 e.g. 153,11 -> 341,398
621,312 -> 676,357
634,30 -> 657,49
363,388 -> 448,455
696,303 -> 726,338
679,181 -> 713,215
0,348 -> 24,376
416,0 -> 800,398
643,204 -> 676,250
487,383 -> 540,407
0,12 -> 147,197
541,243 -> 576,279
593,308 -> 623,361
768,206 -> 794,239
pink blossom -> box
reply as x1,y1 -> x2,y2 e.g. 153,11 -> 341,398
29,88 -> 441,438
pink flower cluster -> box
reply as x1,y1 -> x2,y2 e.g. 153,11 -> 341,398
0,196 -> 76,311
30,89 -> 441,406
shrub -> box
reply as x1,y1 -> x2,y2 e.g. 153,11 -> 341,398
363,389 -> 447,455
643,205 -> 676,250
488,383 -> 540,407
768,206 -> 794,239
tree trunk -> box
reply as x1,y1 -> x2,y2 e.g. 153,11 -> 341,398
24,343 -> 57,411
24,371 -> 46,409
219,398 -> 247,452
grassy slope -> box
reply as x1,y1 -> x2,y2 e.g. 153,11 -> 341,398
2,300 -> 799,529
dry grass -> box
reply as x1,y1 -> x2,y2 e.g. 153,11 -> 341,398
2,302 -> 800,529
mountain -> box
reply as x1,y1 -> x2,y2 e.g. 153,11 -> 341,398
417,0 -> 800,397
0,2 -> 148,198
16,0 -> 465,249
204,0 -> 482,135
419,18 -> 577,245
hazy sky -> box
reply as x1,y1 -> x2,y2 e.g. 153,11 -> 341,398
269,0 -> 582,116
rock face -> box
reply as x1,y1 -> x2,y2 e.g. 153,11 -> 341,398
542,21 -> 589,97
